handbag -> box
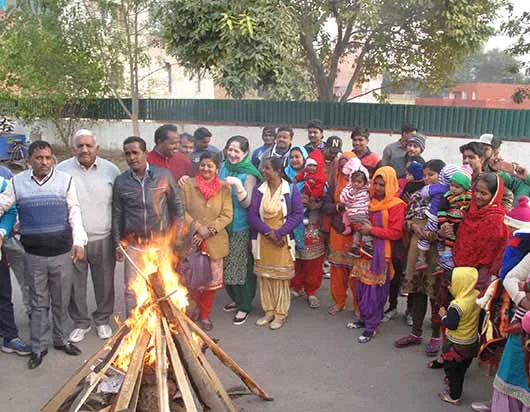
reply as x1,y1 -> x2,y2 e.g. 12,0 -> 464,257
178,248 -> 213,291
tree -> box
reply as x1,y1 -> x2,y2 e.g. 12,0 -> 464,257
71,0 -> 158,136
0,0 -> 107,145
501,7 -> 530,103
453,49 -> 527,84
160,0 -> 502,102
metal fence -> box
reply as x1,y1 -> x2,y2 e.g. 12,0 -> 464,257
3,98 -> 530,140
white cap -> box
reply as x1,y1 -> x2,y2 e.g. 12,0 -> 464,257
306,158 -> 317,167
479,133 -> 494,146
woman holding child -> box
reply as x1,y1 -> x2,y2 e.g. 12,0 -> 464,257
348,166 -> 405,343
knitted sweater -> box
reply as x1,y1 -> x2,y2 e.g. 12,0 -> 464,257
340,184 -> 370,220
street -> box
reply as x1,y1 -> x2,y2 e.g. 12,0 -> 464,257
0,263 -> 492,412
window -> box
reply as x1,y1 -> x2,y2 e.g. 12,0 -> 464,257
461,91 -> 467,100
448,92 -> 455,100
472,91 -> 477,100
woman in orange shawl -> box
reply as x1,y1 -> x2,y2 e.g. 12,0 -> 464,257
322,151 -> 358,314
349,167 -> 405,343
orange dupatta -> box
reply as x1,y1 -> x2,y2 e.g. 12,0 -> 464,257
369,166 -> 405,261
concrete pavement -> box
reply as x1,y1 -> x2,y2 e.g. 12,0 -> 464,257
0,263 -> 492,412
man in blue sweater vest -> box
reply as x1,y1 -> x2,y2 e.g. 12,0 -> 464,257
0,141 -> 88,369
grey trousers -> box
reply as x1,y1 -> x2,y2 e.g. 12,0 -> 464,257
25,251 -> 72,355
4,236 -> 30,315
69,236 -> 116,328
123,244 -> 159,318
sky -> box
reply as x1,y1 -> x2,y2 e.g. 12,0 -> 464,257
486,0 -> 530,56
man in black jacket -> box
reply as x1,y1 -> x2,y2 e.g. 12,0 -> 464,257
112,136 -> 184,316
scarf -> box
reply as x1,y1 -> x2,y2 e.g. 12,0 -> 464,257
284,145 -> 309,192
223,154 -> 263,181
369,167 -> 406,267
334,152 -> 356,203
195,174 -> 221,201
453,175 -> 509,274
262,181 -> 283,221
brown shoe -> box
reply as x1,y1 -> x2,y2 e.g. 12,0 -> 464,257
394,334 -> 422,348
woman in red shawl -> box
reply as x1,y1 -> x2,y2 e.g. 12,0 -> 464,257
452,172 -> 509,291
322,151 -> 357,315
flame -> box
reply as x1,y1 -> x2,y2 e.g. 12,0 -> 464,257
113,231 -> 189,371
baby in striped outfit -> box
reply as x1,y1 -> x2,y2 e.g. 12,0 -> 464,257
340,169 -> 373,258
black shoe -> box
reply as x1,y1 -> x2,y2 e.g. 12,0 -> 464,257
28,350 -> 47,369
54,342 -> 81,356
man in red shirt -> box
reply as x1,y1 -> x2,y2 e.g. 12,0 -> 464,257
147,124 -> 194,181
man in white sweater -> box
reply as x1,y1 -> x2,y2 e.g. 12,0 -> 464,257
57,129 -> 120,342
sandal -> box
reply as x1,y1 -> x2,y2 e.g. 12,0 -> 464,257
290,289 -> 305,298
425,337 -> 441,356
438,390 -> 461,405
328,305 -> 343,315
308,295 -> 320,309
427,359 -> 444,369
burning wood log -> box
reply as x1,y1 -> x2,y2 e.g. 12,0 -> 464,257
42,240 -> 272,412
177,310 -> 274,401
113,327 -> 151,411
162,318 -> 200,412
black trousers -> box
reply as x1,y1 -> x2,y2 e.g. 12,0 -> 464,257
443,357 -> 473,400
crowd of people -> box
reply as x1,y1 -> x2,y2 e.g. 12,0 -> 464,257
1,121 -> 530,410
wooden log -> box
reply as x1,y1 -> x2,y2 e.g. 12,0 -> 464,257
161,318 -> 200,412
41,324 -> 130,412
126,349 -> 145,412
178,309 -> 274,401
173,310 -> 237,412
155,317 -> 170,412
148,270 -> 229,412
113,328 -> 151,411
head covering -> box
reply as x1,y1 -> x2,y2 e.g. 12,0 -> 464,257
334,152 -> 356,203
408,133 -> 426,152
342,157 -> 369,181
325,136 -> 343,150
450,167 -> 472,191
223,154 -> 263,181
453,174 -> 508,274
299,149 -> 327,197
369,167 -> 404,212
284,145 -> 308,180
306,158 -> 317,167
505,196 -> 530,231
284,145 -> 308,194
425,159 -> 445,174
407,161 -> 424,181
479,133 -> 494,146
438,164 -> 460,186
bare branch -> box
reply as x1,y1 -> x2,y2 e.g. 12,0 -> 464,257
340,39 -> 371,102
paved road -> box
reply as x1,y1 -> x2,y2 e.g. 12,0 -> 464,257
1,263 -> 492,412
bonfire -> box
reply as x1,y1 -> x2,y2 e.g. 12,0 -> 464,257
41,234 -> 272,412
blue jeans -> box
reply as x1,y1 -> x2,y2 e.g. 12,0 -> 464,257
0,247 -> 18,341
